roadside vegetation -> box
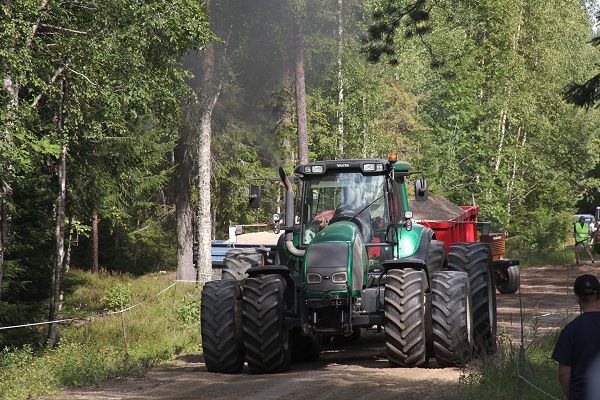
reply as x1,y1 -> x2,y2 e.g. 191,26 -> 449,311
0,271 -> 201,400
460,328 -> 564,400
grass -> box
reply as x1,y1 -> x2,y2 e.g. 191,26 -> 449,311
0,270 -> 202,400
459,327 -> 565,399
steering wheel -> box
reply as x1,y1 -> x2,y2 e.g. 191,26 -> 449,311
329,211 -> 372,241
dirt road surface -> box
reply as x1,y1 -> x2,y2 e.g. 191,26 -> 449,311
61,262 -> 598,400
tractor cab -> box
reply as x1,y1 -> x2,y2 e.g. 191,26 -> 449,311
295,157 -> 414,272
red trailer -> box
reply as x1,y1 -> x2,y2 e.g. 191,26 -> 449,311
412,197 -> 520,294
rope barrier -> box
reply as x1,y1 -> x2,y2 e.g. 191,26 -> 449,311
517,373 -> 562,400
0,281 -> 178,332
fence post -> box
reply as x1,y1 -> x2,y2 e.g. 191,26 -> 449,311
172,282 -> 178,311
119,287 -> 129,357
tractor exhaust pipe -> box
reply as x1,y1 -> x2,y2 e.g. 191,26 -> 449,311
278,167 -> 305,257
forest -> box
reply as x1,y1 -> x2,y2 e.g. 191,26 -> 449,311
1,0 -> 600,348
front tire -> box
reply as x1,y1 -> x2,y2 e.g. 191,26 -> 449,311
384,268 -> 427,367
242,274 -> 291,373
201,280 -> 244,373
448,243 -> 497,353
431,271 -> 473,367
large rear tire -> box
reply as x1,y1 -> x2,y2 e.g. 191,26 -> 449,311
496,265 -> 520,294
431,271 -> 473,367
222,248 -> 263,281
448,243 -> 497,353
242,274 -> 291,373
384,268 -> 427,367
427,240 -> 446,275
200,280 -> 244,373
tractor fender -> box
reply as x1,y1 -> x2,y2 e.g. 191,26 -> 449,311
397,224 -> 435,261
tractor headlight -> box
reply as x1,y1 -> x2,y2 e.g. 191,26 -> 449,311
363,163 -> 375,172
331,272 -> 347,284
303,165 -> 324,174
307,273 -> 322,284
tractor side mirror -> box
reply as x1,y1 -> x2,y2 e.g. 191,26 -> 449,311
249,185 -> 262,209
414,179 -> 428,202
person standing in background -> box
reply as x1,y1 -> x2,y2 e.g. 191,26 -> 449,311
574,216 -> 595,264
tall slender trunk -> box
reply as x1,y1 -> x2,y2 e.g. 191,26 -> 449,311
295,20 -> 309,165
506,128 -> 527,230
196,0 -> 221,284
336,0 -> 344,155
174,122 -> 195,281
361,96 -> 367,158
92,210 -> 99,273
197,108 -> 214,283
0,197 -> 6,301
49,76 -> 67,347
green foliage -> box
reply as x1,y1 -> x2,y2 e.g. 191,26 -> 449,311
459,331 -> 563,399
177,298 -> 201,324
103,283 -> 133,312
0,270 -> 201,400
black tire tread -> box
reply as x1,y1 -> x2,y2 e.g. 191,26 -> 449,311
221,249 -> 263,281
384,268 -> 427,367
222,248 -> 263,280
200,280 -> 244,373
242,274 -> 291,373
448,242 -> 497,353
432,271 -> 473,367
496,265 -> 520,294
427,240 -> 446,274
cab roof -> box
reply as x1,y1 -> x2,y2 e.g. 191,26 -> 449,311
294,159 -> 413,175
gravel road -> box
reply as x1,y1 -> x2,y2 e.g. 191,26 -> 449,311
61,262 -> 598,400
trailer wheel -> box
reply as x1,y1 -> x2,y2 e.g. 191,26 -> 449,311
496,265 -> 520,294
242,274 -> 291,373
384,268 -> 427,367
448,243 -> 497,354
222,248 -> 263,281
428,239 -> 446,275
201,279 -> 244,373
431,271 -> 473,367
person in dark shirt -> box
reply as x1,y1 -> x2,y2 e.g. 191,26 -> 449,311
552,274 -> 600,400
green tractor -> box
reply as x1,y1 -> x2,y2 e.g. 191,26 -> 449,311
201,157 -> 496,373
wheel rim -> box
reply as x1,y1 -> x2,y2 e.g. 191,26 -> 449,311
466,287 -> 473,346
487,270 -> 494,329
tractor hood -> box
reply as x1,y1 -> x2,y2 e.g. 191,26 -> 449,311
303,221 -> 367,296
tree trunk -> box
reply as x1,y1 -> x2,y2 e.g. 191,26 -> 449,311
174,123 -> 195,281
49,144 -> 67,348
295,20 -> 309,165
48,78 -> 67,348
0,197 -> 6,301
92,210 -> 99,273
336,0 -> 344,154
196,0 -> 221,284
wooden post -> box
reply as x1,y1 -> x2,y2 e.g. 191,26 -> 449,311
119,287 -> 129,357
172,282 -> 178,311
92,210 -> 99,273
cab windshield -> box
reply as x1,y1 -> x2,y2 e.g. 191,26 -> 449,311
302,172 -> 387,244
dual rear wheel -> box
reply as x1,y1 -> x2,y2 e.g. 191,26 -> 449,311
384,241 -> 495,367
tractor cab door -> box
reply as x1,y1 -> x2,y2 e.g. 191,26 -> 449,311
366,177 -> 406,272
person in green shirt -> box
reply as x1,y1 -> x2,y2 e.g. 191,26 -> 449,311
574,216 -> 595,264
